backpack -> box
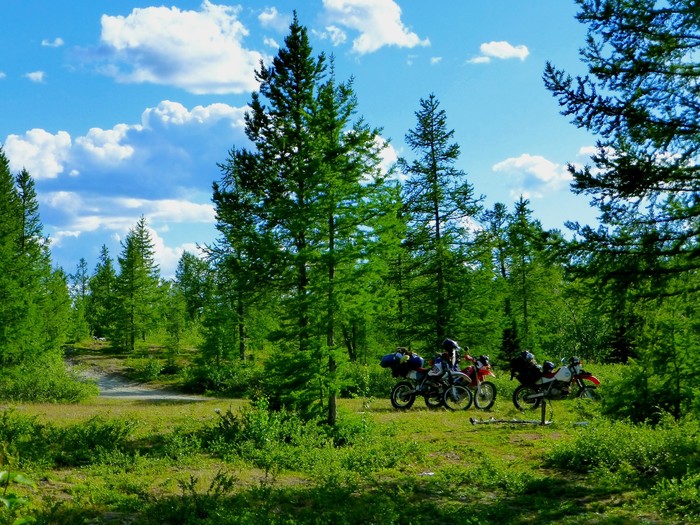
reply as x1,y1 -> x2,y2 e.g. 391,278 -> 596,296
509,351 -> 542,385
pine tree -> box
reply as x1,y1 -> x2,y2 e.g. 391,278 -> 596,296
86,245 -> 117,339
113,217 -> 162,352
0,150 -> 28,364
213,15 -> 394,423
397,94 -> 482,348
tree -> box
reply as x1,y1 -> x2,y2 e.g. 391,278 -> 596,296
397,93 -> 481,348
69,258 -> 91,342
213,15 -> 393,424
0,149 -> 69,364
113,217 -> 162,352
543,0 -> 700,418
543,0 -> 700,289
86,245 -> 117,339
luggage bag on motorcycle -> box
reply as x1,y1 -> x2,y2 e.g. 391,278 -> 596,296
509,351 -> 542,385
379,352 -> 424,378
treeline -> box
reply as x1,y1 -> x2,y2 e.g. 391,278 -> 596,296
2,4 -> 699,424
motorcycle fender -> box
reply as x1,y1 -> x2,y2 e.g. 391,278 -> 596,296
582,374 -> 601,386
453,371 -> 472,383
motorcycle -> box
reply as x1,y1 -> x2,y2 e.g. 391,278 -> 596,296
386,352 -> 473,410
510,352 -> 601,410
461,354 -> 497,410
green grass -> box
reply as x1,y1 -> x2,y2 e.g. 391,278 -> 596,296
0,360 -> 697,524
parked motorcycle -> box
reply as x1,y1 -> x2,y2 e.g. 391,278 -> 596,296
510,352 -> 601,410
461,354 -> 497,410
384,350 -> 473,410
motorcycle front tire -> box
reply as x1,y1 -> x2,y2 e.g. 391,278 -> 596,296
443,384 -> 473,411
423,382 -> 444,409
577,385 -> 601,402
391,381 -> 416,410
513,385 -> 541,410
474,381 -> 497,410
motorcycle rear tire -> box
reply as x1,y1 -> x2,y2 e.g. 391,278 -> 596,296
513,385 -> 541,410
391,381 -> 416,410
443,384 -> 473,411
474,381 -> 497,410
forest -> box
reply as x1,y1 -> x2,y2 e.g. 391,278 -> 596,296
1,3 -> 699,425
1,1 -> 699,523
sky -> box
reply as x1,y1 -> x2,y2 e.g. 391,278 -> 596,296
0,0 -> 600,279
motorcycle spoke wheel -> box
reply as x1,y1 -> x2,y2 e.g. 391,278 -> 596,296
577,385 -> 601,402
443,384 -> 472,411
513,385 -> 540,410
474,381 -> 497,410
423,383 -> 444,409
391,382 -> 416,410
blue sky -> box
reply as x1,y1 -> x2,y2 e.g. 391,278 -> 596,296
1,0 -> 599,278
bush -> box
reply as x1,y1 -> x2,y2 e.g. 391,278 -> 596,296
52,416 -> 138,466
181,363 -> 264,397
547,417 -> 700,480
0,358 -> 98,403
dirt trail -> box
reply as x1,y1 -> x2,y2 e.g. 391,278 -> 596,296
68,359 -> 208,401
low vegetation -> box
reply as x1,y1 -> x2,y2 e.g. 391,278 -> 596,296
1,358 -> 698,525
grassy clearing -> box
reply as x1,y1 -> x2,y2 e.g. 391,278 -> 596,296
1,362 -> 697,524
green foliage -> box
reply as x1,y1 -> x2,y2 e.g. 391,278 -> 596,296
52,416 -> 137,467
0,445 -> 37,525
547,417 -> 700,479
0,358 -> 98,404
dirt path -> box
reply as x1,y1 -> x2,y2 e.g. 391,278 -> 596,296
69,358 -> 208,401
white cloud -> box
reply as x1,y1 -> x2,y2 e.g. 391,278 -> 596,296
322,0 -> 429,54
24,71 -> 46,82
97,1 -> 262,94
41,37 -> 65,48
75,125 -> 137,164
258,7 -> 290,32
0,71 -> 6,79
5,129 -> 72,179
468,41 -> 529,64
430,56 -> 442,65
492,153 -> 572,198
314,25 -> 348,47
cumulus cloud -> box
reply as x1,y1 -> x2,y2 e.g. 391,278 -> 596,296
41,37 -> 65,47
24,71 -> 46,82
322,0 -> 429,54
96,1 -> 262,94
5,99 -> 249,276
468,41 -> 529,64
5,129 -> 72,179
492,153 -> 572,198
0,71 -> 6,79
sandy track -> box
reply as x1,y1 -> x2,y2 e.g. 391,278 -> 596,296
69,360 -> 208,401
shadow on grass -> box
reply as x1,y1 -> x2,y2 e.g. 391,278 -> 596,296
31,469 -> 642,525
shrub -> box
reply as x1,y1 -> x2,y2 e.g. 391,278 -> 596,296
0,358 -> 98,403
52,416 -> 138,467
546,417 -> 700,480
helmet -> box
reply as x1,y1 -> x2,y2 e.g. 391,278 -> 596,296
543,361 -> 555,373
441,339 -> 460,352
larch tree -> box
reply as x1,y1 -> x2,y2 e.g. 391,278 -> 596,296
113,217 -> 162,352
213,15 -> 394,424
397,93 -> 482,349
87,245 -> 117,339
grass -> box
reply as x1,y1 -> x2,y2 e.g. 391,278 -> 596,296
1,357 -> 697,524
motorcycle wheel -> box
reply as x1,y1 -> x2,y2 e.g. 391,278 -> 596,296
473,381 -> 497,410
391,381 -> 416,410
513,385 -> 541,410
423,382 -> 444,409
577,385 -> 601,402
443,384 -> 473,411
